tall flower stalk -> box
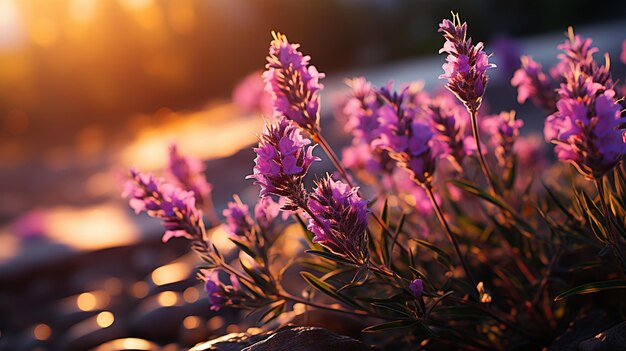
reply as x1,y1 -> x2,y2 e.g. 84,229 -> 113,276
544,28 -> 626,272
263,33 -> 410,256
373,84 -> 477,288
438,13 -> 497,195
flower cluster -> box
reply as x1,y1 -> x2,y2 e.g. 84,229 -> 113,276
484,110 -> 524,168
426,93 -> 474,171
254,196 -> 281,234
511,55 -> 556,111
203,271 -> 246,311
553,28 -> 612,88
341,77 -> 395,178
306,175 -> 369,264
222,197 -> 254,239
438,13 -> 495,113
264,31 -> 325,134
123,168 -> 203,242
119,16 -> 626,350
373,85 -> 442,185
167,144 -> 212,207
343,77 -> 383,142
544,30 -> 626,180
248,116 -> 319,207
232,71 -> 274,117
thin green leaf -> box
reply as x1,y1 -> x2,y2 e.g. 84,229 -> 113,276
542,181 -> 579,222
240,257 -> 272,292
389,212 -> 407,258
300,271 -> 356,307
362,320 -> 417,332
412,239 -> 452,269
230,238 -> 258,260
258,300 -> 285,325
381,197 -> 389,224
305,249 -> 353,265
554,280 -> 626,301
371,302 -> 412,317
380,198 -> 390,266
450,179 -> 534,234
449,179 -> 516,214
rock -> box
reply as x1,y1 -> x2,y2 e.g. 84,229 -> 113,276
578,322 -> 626,351
550,310 -> 621,351
190,325 -> 376,351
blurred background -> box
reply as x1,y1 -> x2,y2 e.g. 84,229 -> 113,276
1,0 -> 625,349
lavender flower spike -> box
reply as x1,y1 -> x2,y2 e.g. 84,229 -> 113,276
254,196 -> 281,233
438,13 -> 495,113
544,71 -> 626,179
484,110 -> 524,168
511,55 -> 556,111
306,174 -> 369,264
167,144 -> 213,206
373,85 -> 442,185
123,168 -> 204,243
247,116 -> 320,209
543,27 -> 625,180
203,270 -> 244,311
264,31 -> 325,134
222,196 -> 254,239
426,95 -> 474,171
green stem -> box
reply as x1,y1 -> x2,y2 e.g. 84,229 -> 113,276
424,183 -> 477,289
314,132 -> 355,188
469,109 -> 497,196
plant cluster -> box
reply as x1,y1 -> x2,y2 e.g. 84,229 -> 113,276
123,14 -> 626,349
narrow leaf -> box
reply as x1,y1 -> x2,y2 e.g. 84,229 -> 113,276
300,271 -> 356,307
305,249 -> 353,265
362,320 -> 416,332
554,280 -> 626,301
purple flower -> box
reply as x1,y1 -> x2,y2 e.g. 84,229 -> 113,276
167,144 -> 213,207
545,71 -> 626,179
483,111 -> 524,168
264,31 -> 325,134
514,134 -> 545,169
490,35 -> 520,78
438,14 -> 495,112
392,170 -> 434,216
543,29 -> 625,180
341,78 -> 399,180
123,168 -> 203,242
305,175 -> 369,264
551,28 -> 613,88
223,197 -> 254,239
409,278 -> 423,299
232,71 -> 274,117
621,40 -> 626,65
426,93 -> 474,171
342,142 -> 394,176
247,116 -> 320,208
254,196 -> 281,233
203,270 -> 244,311
511,55 -> 556,111
373,85 -> 443,185
343,77 -> 383,142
